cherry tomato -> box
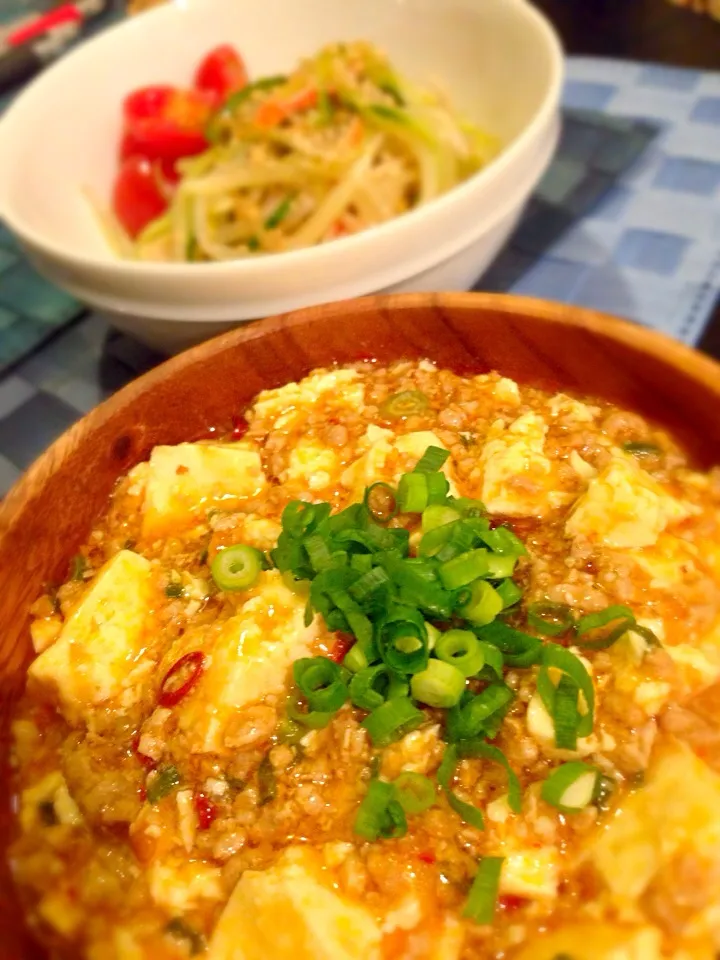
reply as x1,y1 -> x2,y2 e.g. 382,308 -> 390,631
113,156 -> 168,238
194,45 -> 248,104
121,86 -> 212,164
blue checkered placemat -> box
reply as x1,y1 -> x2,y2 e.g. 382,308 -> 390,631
483,58 -> 720,344
0,55 -> 718,495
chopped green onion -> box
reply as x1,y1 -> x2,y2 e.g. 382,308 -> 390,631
264,195 -> 293,230
456,741 -> 522,813
575,604 -> 636,650
593,774 -> 616,810
364,482 -> 398,524
476,642 -> 504,679
397,472 -> 428,513
553,674 -> 580,750
377,606 -> 429,675
147,765 -> 181,805
623,441 -> 662,458
436,745 -> 484,830
452,497 -> 487,518
435,629 -> 486,677
426,471 -> 450,504
414,445 -> 450,474
445,684 -> 514,742
349,566 -> 391,603
247,235 -> 260,251
349,664 -> 408,711
286,695 -> 334,729
541,762 -> 598,813
165,582 -> 183,598
477,621 -> 542,668
293,657 -> 348,713
485,553 -> 517,579
411,659 -> 466,708
303,533 -> 334,572
394,772 -> 436,814
457,580 -> 503,627
422,504 -> 461,533
439,549 -> 489,590
69,554 -> 86,581
539,645 -> 595,738
527,601 -> 575,637
211,544 -> 263,591
361,696 -> 425,747
317,88 -> 335,124
479,525 -> 527,556
495,579 -> 523,609
257,755 -> 276,806
354,779 -> 407,840
380,390 -> 429,419
463,857 -> 504,924
425,621 -> 441,651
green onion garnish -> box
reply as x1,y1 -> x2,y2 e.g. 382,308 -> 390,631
485,553 -> 517,579
439,549 -> 489,590
398,472 -> 428,513
457,580 -> 503,626
410,659 -> 466,708
538,645 -> 595,740
376,606 -> 429,675
575,604 -> 636,650
361,696 -> 425,747
364,482 -> 398,524
293,657 -> 348,713
354,779 -> 407,840
436,744 -> 485,830
379,390 -> 430,419
422,504 -> 461,533
553,674 -> 581,750
495,579 -> 523,609
478,525 -> 527,557
286,694 -> 334,729
476,621 -> 542,668
394,772 -> 437,814
165,582 -> 183,598
445,684 -> 514,742
211,544 -> 263,591
527,601 -> 575,637
147,765 -> 181,805
264,195 -> 294,230
541,761 -> 598,813
413,445 -> 450,474
463,857 -> 504,924
434,629 -> 486,677
623,441 -> 662,458
349,663 -> 408,711
69,554 -> 86,581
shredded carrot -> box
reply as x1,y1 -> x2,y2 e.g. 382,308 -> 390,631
255,86 -> 319,127
346,114 -> 365,148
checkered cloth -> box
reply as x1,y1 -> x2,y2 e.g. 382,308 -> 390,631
0,56 -> 718,495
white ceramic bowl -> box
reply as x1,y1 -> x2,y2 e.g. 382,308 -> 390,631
0,0 -> 563,352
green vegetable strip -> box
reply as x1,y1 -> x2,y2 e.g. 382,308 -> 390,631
361,696 -> 425,747
527,601 -> 575,637
293,657 -> 348,713
457,741 -> 522,813
379,390 -> 429,419
413,445 -> 450,474
394,772 -> 437,814
445,684 -> 514,742
439,549 -> 489,590
541,761 -> 598,812
354,779 -> 407,840
264,195 -> 294,229
410,659 -> 466,708
463,857 -> 504,924
477,622 -> 542,668
147,766 -> 181,805
540,645 -> 595,737
575,604 -> 637,650
286,694 -> 334,729
434,629 -> 486,677
495,578 -> 523,609
437,745 -> 485,830
552,674 -> 580,750
398,472 -> 428,513
458,580 -> 503,626
257,755 -> 276,806
349,663 -> 407,711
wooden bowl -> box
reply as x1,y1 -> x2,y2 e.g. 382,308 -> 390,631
1,291 -> 720,957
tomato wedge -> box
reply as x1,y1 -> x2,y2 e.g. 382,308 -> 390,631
112,156 -> 168,238
120,86 -> 212,164
194,45 -> 248,104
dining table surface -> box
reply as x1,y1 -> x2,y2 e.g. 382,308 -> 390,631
536,0 -> 720,358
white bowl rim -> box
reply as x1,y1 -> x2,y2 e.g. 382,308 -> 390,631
0,0 -> 563,279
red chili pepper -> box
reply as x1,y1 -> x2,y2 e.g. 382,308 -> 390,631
194,793 -> 218,830
231,415 -> 248,440
417,850 -> 436,864
499,894 -> 528,912
328,633 -> 355,663
138,784 -> 147,803
158,651 -> 205,707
